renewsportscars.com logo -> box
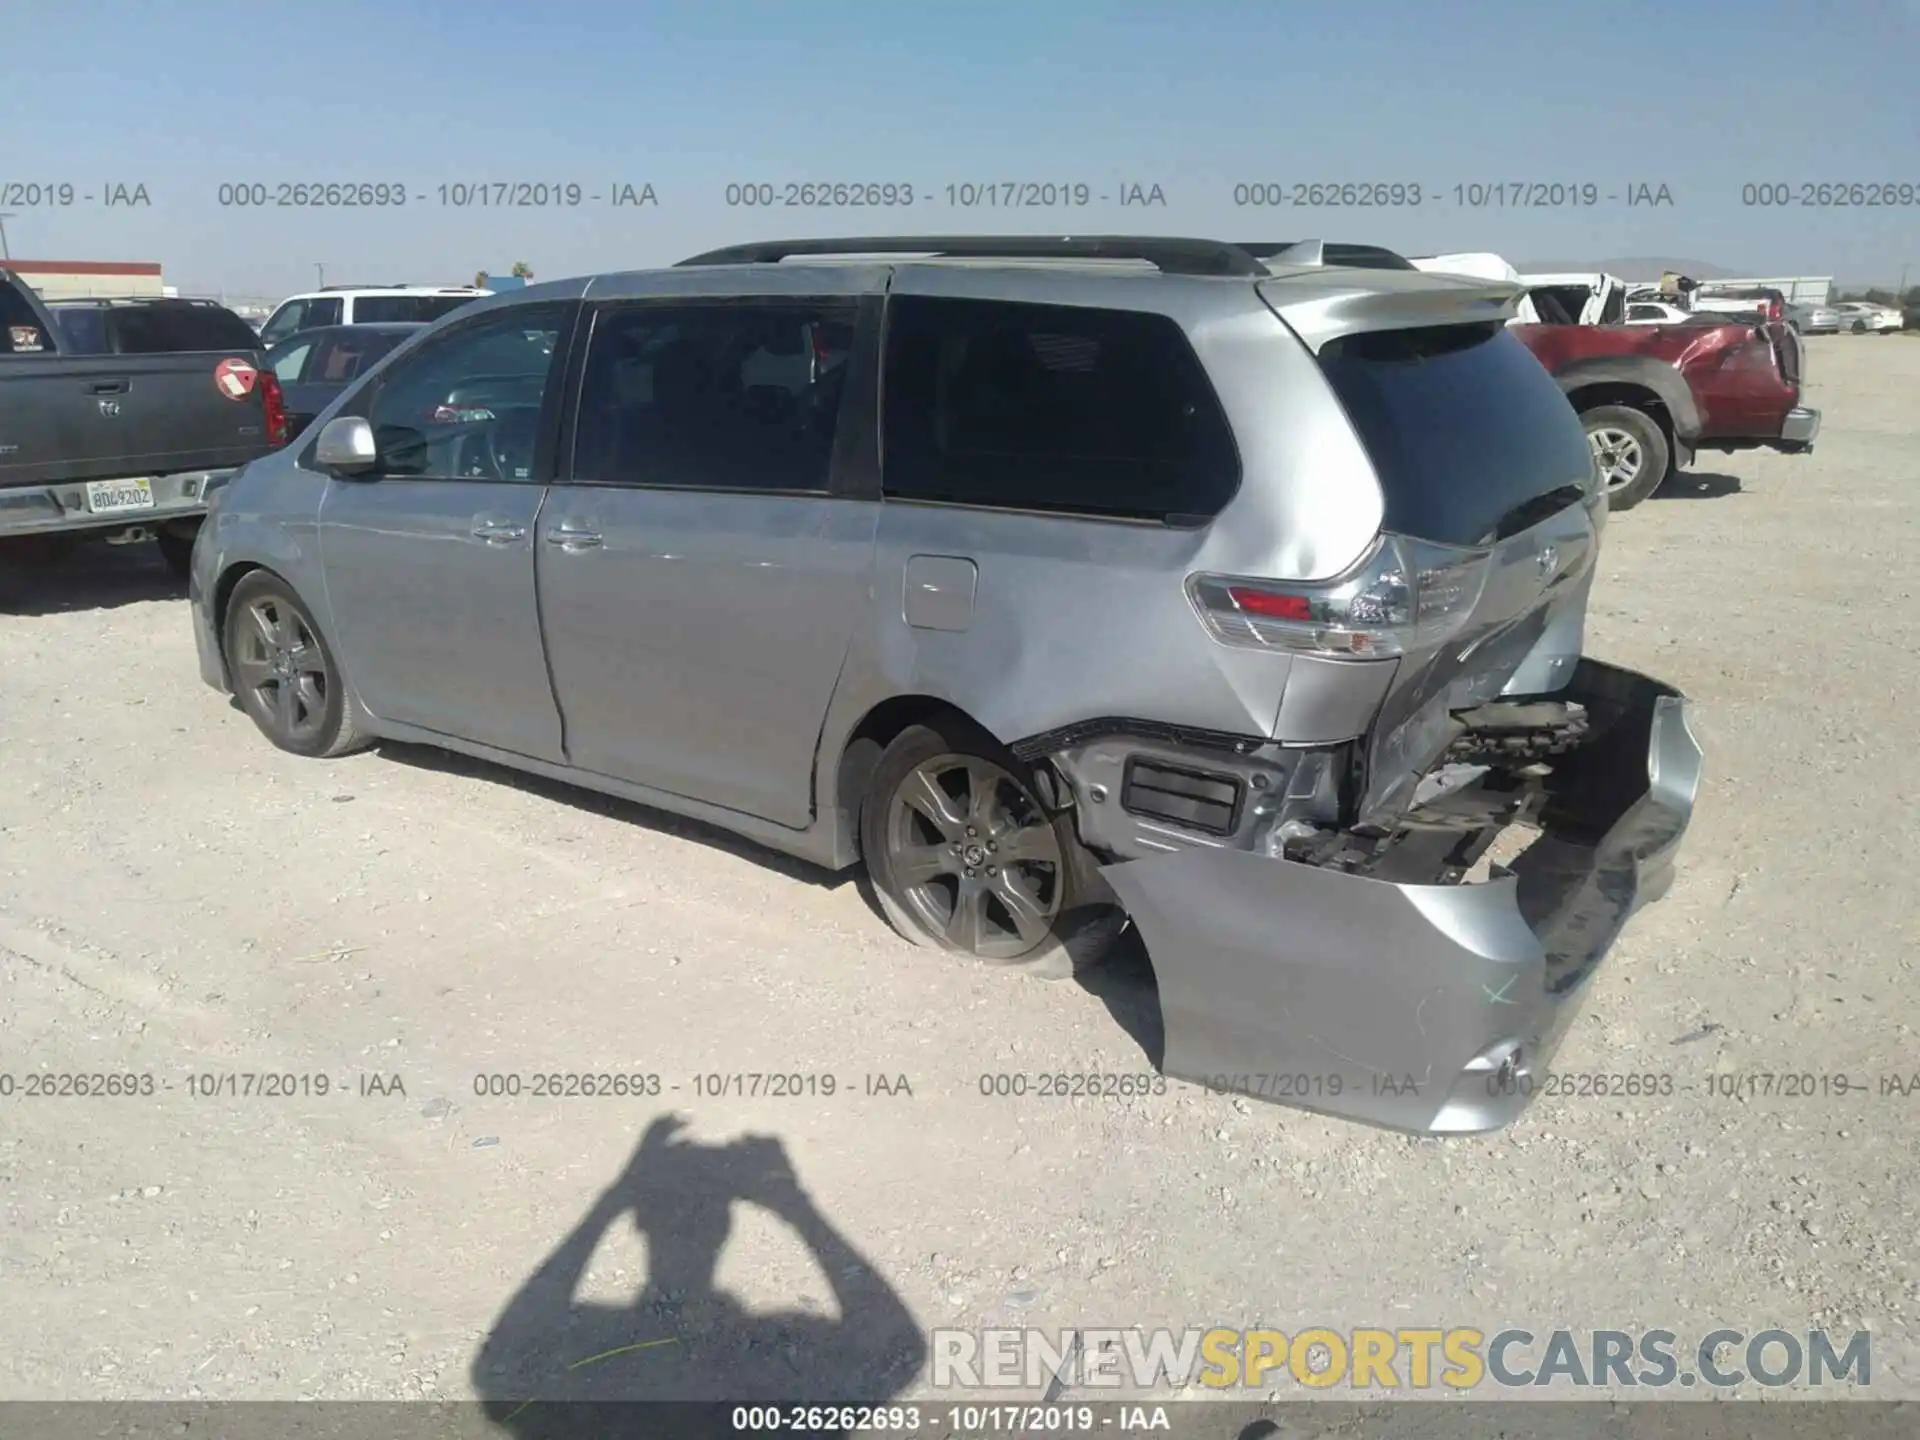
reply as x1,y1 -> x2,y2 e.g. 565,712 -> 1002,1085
930,1327 -> 1872,1392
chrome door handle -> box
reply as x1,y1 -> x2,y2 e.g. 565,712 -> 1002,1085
546,523 -> 603,550
471,520 -> 527,544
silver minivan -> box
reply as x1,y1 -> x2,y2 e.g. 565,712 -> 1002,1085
188,235 -> 1703,1134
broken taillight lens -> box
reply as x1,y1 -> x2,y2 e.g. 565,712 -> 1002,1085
1187,534 -> 1491,658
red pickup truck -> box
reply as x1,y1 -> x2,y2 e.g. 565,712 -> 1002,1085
1510,312 -> 1819,510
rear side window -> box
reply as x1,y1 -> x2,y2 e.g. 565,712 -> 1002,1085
52,308 -> 110,354
308,330 -> 410,383
882,296 -> 1240,521
1317,324 -> 1593,547
353,294 -> 477,324
106,303 -> 261,353
571,301 -> 855,493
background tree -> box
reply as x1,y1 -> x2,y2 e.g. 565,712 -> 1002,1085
511,261 -> 533,280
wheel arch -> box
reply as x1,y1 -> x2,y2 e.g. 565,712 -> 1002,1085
1565,381 -> 1677,455
210,561 -> 274,687
826,694 -> 1010,868
1552,352 -> 1702,445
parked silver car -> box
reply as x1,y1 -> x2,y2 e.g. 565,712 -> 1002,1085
1832,301 -> 1903,334
1787,302 -> 1841,335
188,235 -> 1703,1134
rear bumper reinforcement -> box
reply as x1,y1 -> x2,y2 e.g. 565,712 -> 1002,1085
1100,658 -> 1703,1135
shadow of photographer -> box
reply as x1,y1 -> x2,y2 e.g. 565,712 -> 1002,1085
472,1115 -> 925,1436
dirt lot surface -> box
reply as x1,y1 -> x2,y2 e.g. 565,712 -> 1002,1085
2,336 -> 1916,1411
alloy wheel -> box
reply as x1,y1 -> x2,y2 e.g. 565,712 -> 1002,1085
885,755 -> 1063,959
1588,426 -> 1644,494
232,595 -> 331,747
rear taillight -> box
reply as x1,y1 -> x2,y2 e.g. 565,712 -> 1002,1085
1187,534 -> 1491,658
259,369 -> 289,447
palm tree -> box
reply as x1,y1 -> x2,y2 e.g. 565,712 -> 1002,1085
511,261 -> 533,280
474,270 -> 489,288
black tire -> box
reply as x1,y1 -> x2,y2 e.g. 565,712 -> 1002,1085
1851,320 -> 1869,334
155,524 -> 197,579
860,718 -> 1122,979
220,570 -> 369,758
1581,403 -> 1672,512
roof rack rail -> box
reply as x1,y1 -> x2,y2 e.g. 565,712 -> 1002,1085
675,235 -> 1276,278
44,295 -> 226,307
1235,241 -> 1417,271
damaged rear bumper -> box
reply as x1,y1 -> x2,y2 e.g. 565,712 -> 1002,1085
1100,659 -> 1703,1135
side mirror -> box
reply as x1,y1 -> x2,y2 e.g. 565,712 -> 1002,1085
313,415 -> 378,476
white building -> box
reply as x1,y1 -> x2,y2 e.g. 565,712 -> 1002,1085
1629,274 -> 1834,305
2,258 -> 165,298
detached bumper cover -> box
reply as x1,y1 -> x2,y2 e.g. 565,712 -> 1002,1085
1101,659 -> 1702,1134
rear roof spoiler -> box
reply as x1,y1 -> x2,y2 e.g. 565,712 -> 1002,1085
1236,241 -> 1419,271
1259,272 -> 1525,352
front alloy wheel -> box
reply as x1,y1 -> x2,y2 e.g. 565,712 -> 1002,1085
233,594 -> 331,747
220,571 -> 366,758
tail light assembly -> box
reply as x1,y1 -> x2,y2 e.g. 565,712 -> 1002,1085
259,369 -> 289,447
1187,534 -> 1492,659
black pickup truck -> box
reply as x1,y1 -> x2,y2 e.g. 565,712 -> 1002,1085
0,268 -> 287,576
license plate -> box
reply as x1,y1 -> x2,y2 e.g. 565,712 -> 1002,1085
85,478 -> 156,515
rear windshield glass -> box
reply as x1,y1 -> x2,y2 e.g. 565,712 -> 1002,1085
353,295 -> 476,324
1317,324 -> 1594,547
105,303 -> 261,353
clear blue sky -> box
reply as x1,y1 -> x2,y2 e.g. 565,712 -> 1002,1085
4,0 -> 1917,298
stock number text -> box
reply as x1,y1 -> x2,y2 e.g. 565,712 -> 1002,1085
0,1072 -> 157,1098
473,1073 -> 663,1098
979,1072 -> 1168,1098
1742,182 -> 1919,208
218,182 -> 408,208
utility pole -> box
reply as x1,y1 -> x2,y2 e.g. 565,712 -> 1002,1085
0,213 -> 16,260
315,262 -> 325,288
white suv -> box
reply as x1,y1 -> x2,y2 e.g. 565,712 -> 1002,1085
258,285 -> 489,345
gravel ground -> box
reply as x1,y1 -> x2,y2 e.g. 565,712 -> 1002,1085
1,335 -> 1916,1412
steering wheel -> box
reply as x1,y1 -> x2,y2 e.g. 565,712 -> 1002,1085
483,408 -> 542,481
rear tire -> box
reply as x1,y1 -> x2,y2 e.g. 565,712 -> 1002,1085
1582,404 -> 1671,512
861,719 -> 1122,979
221,570 -> 368,758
